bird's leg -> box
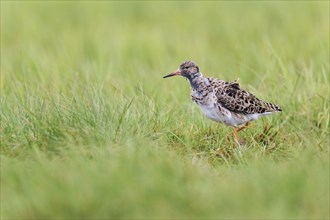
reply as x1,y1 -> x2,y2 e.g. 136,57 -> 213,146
226,128 -> 239,142
236,122 -> 250,132
227,122 -> 250,143
233,128 -> 239,142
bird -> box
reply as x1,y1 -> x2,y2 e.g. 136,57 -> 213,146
163,60 -> 282,142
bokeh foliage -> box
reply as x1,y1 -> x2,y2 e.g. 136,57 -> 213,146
1,1 -> 329,219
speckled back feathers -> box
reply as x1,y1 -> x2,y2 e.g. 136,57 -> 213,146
164,60 -> 282,127
208,78 -> 282,115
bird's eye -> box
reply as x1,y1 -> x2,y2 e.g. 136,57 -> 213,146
184,67 -> 189,69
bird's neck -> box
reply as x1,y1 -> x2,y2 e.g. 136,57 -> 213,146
187,72 -> 210,91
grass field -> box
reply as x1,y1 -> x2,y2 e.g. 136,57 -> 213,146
1,1 -> 329,219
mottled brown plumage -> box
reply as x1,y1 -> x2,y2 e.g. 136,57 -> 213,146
208,78 -> 281,115
163,61 -> 282,141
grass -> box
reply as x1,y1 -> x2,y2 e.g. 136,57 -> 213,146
1,1 -> 329,219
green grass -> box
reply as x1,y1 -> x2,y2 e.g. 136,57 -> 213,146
1,1 -> 329,219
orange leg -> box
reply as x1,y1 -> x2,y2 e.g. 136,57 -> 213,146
237,122 -> 250,132
233,128 -> 239,142
229,122 -> 250,143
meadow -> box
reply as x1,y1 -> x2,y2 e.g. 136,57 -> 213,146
1,1 -> 329,219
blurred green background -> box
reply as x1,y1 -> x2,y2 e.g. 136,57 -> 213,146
1,1 -> 329,219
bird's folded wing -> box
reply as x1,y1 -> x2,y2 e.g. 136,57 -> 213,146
208,78 -> 278,114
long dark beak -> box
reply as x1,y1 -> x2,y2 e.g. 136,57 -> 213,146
163,70 -> 182,78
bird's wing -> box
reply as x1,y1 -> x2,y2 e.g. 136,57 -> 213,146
207,78 -> 281,114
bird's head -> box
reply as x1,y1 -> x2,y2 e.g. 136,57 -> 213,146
163,61 -> 200,79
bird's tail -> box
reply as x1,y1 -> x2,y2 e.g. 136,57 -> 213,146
264,101 -> 282,112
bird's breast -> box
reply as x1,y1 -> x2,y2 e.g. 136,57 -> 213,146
199,104 -> 224,122
198,103 -> 250,127
191,89 -> 215,105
